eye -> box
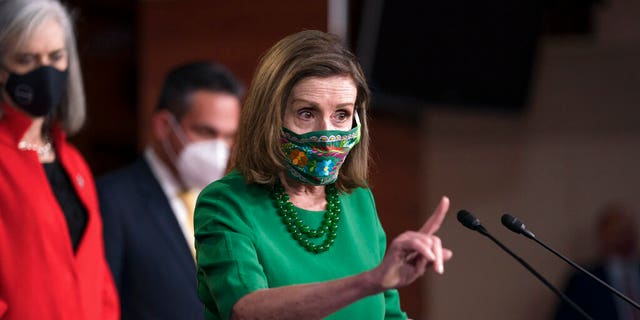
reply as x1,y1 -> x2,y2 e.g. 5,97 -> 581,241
297,109 -> 314,120
334,110 -> 350,123
192,125 -> 219,139
50,50 -> 66,63
15,54 -> 35,66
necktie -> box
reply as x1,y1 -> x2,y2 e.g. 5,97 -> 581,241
177,189 -> 198,261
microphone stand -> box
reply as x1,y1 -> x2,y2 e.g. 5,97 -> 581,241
529,235 -> 640,311
473,226 -> 594,320
501,213 -> 640,311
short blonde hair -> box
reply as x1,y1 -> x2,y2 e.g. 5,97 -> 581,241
0,0 -> 85,135
231,30 -> 371,192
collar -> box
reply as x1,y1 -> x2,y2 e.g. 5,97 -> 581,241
0,102 -> 66,148
144,146 -> 183,197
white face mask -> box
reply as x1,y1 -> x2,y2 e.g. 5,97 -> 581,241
162,116 -> 230,190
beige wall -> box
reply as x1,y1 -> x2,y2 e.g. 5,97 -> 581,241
422,0 -> 640,318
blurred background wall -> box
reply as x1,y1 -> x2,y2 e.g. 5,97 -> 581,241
63,0 -> 640,319
425,0 -> 640,319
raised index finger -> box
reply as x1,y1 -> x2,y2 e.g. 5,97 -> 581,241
419,196 -> 450,235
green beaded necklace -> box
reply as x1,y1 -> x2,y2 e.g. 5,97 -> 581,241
272,183 -> 341,254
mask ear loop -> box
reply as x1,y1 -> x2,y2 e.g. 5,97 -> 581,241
161,113 -> 190,170
167,113 -> 191,145
353,110 -> 361,128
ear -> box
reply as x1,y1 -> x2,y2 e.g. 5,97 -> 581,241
151,110 -> 173,141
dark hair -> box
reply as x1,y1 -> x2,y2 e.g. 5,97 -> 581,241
155,61 -> 243,120
231,30 -> 371,192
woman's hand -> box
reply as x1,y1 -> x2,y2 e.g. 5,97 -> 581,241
369,196 -> 453,289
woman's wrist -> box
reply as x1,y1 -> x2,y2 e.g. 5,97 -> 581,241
358,269 -> 386,295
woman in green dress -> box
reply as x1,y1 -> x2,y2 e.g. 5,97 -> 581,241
194,30 -> 452,320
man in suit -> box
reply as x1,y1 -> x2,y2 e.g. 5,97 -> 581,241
98,61 -> 242,320
554,202 -> 640,320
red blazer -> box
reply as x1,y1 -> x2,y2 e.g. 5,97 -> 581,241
0,103 -> 119,320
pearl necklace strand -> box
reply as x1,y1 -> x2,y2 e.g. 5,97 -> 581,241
18,140 -> 52,158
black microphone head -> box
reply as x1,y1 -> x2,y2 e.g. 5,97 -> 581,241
501,213 -> 536,238
457,210 -> 482,231
501,213 -> 524,234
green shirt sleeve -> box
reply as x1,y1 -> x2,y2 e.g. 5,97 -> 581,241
194,181 -> 268,320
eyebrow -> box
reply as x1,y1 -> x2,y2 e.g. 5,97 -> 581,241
14,47 -> 66,55
290,98 -> 355,109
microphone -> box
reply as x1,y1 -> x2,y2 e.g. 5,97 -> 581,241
457,209 -> 485,232
501,213 -> 640,311
457,210 -> 594,320
500,214 -> 535,239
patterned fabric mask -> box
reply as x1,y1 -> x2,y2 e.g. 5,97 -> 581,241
281,115 -> 361,185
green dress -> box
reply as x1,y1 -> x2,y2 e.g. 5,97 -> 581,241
194,171 -> 407,320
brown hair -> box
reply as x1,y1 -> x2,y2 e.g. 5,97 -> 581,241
230,30 -> 370,192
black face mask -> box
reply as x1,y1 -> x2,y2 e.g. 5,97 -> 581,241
4,66 -> 68,117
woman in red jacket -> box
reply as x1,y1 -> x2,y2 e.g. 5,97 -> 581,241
0,0 -> 119,319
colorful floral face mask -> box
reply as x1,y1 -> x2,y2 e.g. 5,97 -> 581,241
280,114 -> 361,185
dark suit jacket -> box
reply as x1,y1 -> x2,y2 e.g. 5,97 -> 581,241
97,158 -> 204,320
554,262 -> 640,320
